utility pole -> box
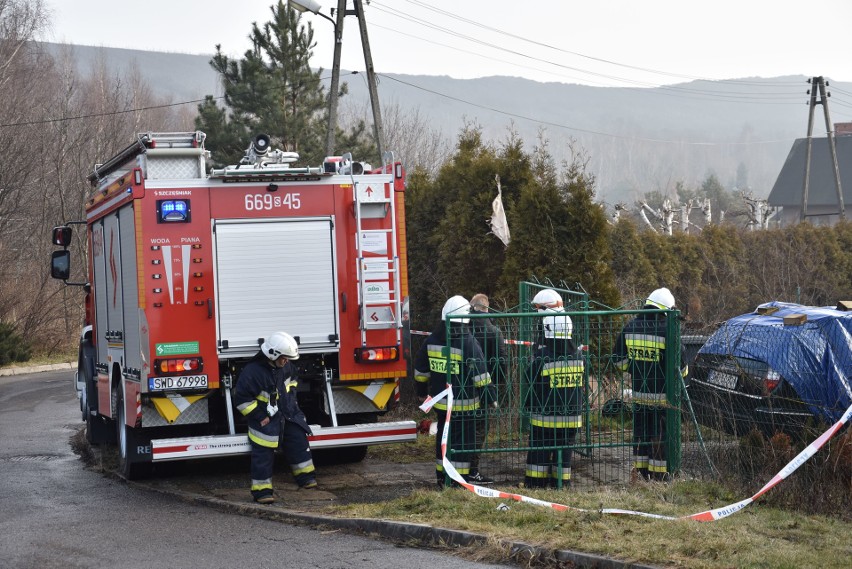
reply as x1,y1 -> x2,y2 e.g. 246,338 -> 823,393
327,0 -> 346,157
292,0 -> 385,160
801,76 -> 845,222
354,0 -> 384,160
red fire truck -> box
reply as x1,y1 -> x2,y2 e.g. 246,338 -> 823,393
51,131 -> 416,478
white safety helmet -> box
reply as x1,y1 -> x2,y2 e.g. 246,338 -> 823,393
646,287 -> 676,310
532,288 -> 564,312
441,295 -> 471,324
543,313 -> 573,339
261,331 -> 300,360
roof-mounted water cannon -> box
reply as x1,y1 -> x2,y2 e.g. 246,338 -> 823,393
248,133 -> 270,158
338,152 -> 371,176
210,134 -> 325,180
239,134 -> 300,169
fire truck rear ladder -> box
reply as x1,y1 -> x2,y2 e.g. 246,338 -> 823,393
349,152 -> 403,348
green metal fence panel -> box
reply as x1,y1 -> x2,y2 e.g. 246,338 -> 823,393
431,306 -> 683,489
414,295 -> 850,493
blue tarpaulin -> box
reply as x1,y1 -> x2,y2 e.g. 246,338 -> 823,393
699,301 -> 852,423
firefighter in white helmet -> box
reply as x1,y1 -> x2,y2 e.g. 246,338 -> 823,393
414,296 -> 494,487
531,288 -> 566,362
532,288 -> 564,312
613,288 -> 687,482
234,331 -> 316,503
525,312 -> 584,489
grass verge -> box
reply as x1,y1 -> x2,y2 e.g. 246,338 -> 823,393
0,349 -> 76,370
326,469 -> 850,568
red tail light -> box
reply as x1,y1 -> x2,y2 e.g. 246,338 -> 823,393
154,357 -> 203,375
763,369 -> 781,393
355,346 -> 399,363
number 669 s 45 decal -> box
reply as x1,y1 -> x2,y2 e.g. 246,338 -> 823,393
244,193 -> 301,211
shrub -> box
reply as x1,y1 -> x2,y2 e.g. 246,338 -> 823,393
723,427 -> 852,519
0,322 -> 32,366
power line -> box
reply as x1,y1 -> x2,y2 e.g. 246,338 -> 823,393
1,67 -> 817,146
395,0 -> 714,84
367,2 -> 852,117
369,0 -> 812,98
368,19 -> 805,104
0,70 -> 359,130
0,97 -> 210,129
377,73 -> 796,147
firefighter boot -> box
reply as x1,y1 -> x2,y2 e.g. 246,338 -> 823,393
465,471 -> 494,485
254,492 -> 275,504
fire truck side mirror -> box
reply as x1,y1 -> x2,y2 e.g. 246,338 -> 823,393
52,226 -> 72,247
50,250 -> 71,281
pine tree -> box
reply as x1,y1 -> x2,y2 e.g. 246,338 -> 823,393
559,151 -> 620,308
195,1 -> 331,166
608,217 -> 656,306
406,125 -> 535,324
501,140 -> 619,309
405,166 -> 442,330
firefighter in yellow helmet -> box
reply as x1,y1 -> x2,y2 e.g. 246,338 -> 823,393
614,288 -> 687,481
234,332 -> 316,503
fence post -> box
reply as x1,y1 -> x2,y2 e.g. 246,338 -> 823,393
665,310 -> 683,473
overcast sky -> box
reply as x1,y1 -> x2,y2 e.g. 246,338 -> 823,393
43,0 -> 852,89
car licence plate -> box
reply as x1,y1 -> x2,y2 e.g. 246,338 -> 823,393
148,375 -> 208,391
706,370 -> 738,390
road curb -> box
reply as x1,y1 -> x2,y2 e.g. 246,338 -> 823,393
135,481 -> 656,568
31,368 -> 655,567
0,362 -> 75,377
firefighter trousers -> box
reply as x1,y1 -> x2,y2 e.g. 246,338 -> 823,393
434,409 -> 477,485
468,407 -> 493,475
250,420 -> 316,499
632,404 -> 667,479
525,424 -> 577,488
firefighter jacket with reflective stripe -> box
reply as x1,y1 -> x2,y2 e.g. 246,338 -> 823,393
614,309 -> 687,405
234,353 -> 311,448
527,340 -> 584,418
413,325 -> 491,412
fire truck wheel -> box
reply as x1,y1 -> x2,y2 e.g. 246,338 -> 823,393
78,340 -> 96,422
80,383 -> 88,422
335,445 -> 368,463
114,387 -> 150,480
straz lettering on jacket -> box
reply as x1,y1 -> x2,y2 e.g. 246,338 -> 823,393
427,345 -> 461,375
625,334 -> 665,363
542,360 -> 584,388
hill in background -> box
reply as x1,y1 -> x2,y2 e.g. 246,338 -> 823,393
42,42 -> 847,206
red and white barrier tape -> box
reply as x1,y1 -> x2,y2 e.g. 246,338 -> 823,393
410,329 -> 534,346
421,388 -> 852,522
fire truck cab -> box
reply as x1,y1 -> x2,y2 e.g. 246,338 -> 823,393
51,131 -> 416,478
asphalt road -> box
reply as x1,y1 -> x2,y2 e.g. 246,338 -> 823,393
0,370 -> 508,569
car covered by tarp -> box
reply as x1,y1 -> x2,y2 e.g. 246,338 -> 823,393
698,301 -> 852,425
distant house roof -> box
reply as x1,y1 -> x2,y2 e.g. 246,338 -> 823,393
768,136 -> 852,207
